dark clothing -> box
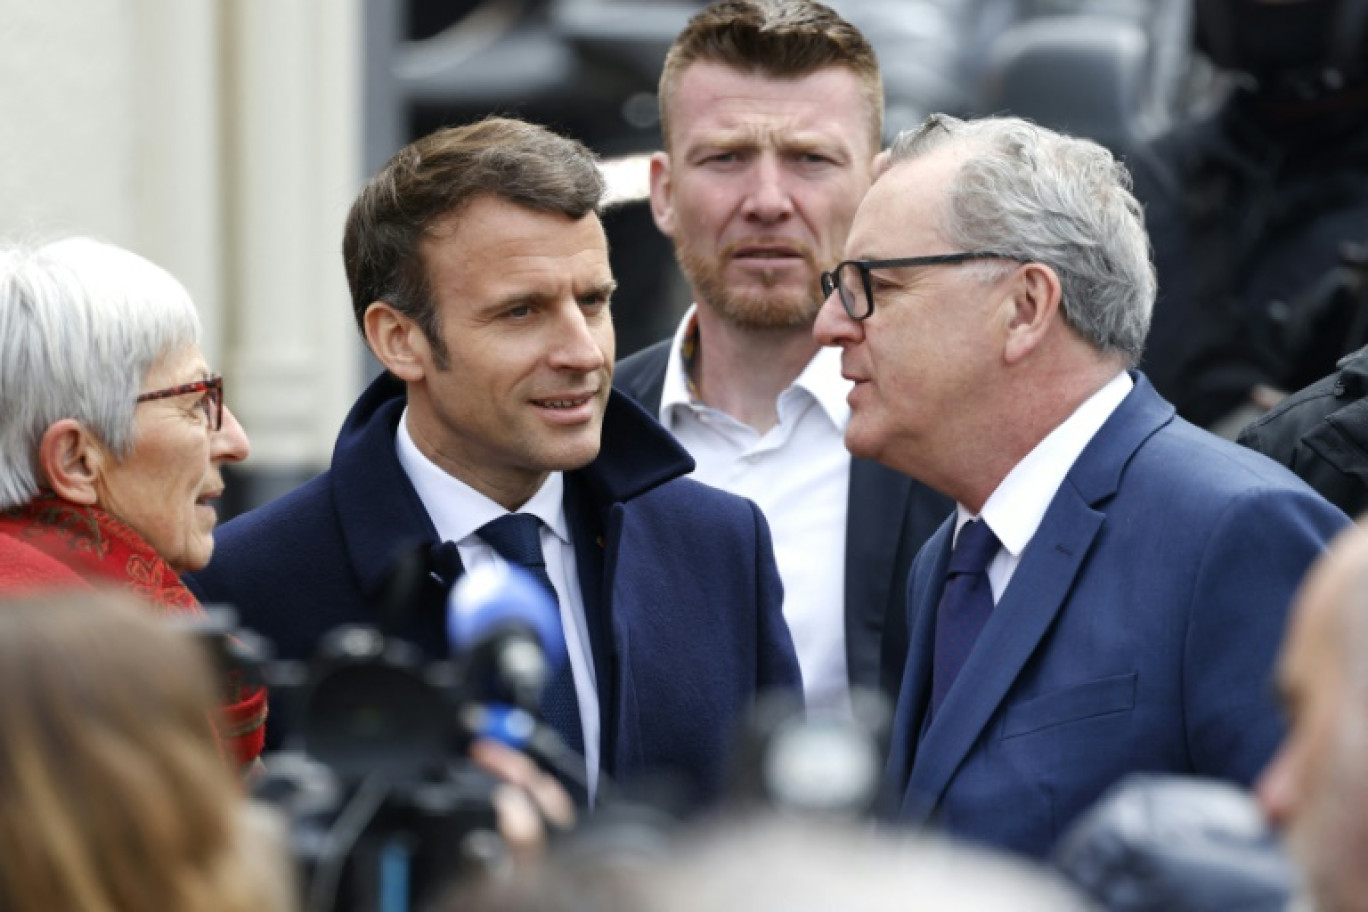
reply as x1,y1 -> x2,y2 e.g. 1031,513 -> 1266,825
1238,344 -> 1368,517
614,340 -> 953,704
1132,85 -> 1368,427
186,372 -> 802,806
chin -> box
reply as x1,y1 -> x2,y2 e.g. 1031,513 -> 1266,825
546,439 -> 602,472
842,424 -> 883,463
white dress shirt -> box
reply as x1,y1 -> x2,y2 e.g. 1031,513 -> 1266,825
657,305 -> 853,715
957,371 -> 1134,601
395,409 -> 601,800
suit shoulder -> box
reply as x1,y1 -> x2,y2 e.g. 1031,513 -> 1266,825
215,472 -> 336,547
191,472 -> 341,596
1122,420 -> 1349,538
1141,418 -> 1329,494
641,474 -> 759,516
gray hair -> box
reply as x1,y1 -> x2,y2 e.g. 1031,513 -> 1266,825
887,114 -> 1155,366
0,238 -> 201,510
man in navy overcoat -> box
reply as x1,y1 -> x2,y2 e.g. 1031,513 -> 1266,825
188,117 -> 801,809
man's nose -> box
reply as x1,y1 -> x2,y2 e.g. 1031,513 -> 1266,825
814,284 -> 861,347
743,156 -> 794,222
550,305 -> 608,372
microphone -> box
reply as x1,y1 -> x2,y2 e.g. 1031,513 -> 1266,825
447,561 -> 596,799
446,560 -> 566,715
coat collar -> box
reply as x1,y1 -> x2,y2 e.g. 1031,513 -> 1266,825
330,371 -> 696,605
899,373 -> 1174,818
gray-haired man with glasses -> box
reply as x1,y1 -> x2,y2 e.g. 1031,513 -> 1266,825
815,112 -> 1349,858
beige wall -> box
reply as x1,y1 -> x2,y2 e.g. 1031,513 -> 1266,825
0,0 -> 362,472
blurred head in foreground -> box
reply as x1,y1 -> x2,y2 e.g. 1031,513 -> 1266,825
0,591 -> 293,912
1258,521 -> 1368,912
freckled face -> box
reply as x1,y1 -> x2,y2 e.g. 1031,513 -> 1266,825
95,345 -> 250,573
653,62 -> 878,330
402,197 -> 616,506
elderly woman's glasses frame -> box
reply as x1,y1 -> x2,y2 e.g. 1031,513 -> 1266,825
135,376 -> 223,431
821,252 -> 1025,321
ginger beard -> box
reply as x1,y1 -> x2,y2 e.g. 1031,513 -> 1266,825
676,234 -> 824,331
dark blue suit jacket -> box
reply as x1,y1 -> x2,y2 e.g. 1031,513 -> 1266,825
881,375 -> 1349,857
614,340 -> 952,701
187,373 -> 802,805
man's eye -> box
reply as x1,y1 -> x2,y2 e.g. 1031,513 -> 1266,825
505,305 -> 534,319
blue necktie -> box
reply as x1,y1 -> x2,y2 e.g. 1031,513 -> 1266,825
928,519 -> 1000,722
477,514 -> 585,759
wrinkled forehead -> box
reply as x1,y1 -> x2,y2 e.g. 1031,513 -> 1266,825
845,155 -> 959,259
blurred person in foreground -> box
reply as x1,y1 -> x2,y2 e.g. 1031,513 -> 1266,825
0,237 -> 265,772
444,814 -> 1094,912
0,591 -> 295,912
814,112 -> 1349,857
188,117 -> 801,810
1257,521 -> 1368,912
615,0 -> 951,715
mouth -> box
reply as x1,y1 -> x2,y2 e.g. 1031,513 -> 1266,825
194,491 -> 222,522
840,367 -> 869,385
530,390 -> 602,425
733,244 -> 805,263
531,392 -> 597,410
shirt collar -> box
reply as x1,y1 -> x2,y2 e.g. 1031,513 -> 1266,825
395,407 -> 568,546
658,304 -> 850,431
968,371 -> 1133,557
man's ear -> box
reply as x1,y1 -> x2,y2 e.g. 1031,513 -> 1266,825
648,151 -> 677,237
872,148 -> 892,179
364,301 -> 430,382
38,419 -> 104,505
1003,262 -> 1064,365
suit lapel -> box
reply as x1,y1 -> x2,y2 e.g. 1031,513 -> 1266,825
902,489 -> 1104,818
900,374 -> 1174,819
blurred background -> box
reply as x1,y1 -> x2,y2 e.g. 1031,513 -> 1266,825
0,0 -> 1218,515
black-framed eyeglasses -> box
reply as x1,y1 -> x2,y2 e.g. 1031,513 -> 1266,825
135,376 -> 223,431
820,252 -> 1025,321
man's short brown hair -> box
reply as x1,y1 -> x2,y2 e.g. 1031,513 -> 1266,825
342,116 -> 604,365
658,0 -> 883,148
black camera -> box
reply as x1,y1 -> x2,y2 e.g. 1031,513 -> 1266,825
190,606 -> 508,912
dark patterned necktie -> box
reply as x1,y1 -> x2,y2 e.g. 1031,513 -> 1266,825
476,513 -> 585,759
928,519 -> 1001,723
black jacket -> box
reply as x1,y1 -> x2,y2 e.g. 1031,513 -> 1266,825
1238,345 -> 1368,518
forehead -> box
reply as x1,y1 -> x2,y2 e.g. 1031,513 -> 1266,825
666,60 -> 875,149
422,196 -> 610,289
846,152 -> 961,259
145,344 -> 210,387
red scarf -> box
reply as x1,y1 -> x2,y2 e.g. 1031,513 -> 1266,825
0,494 -> 268,771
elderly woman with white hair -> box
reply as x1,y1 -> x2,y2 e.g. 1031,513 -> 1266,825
0,237 -> 265,771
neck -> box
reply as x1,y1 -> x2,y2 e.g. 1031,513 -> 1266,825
935,355 -> 1125,514
690,305 -> 820,433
